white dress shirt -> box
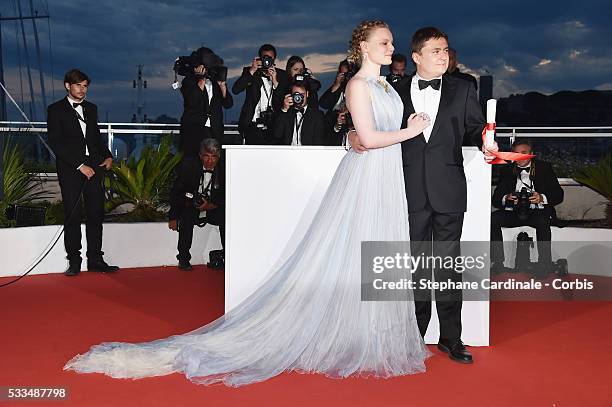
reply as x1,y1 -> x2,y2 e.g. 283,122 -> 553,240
410,74 -> 442,142
291,105 -> 308,146
67,95 -> 88,169
252,76 -> 273,122
198,168 -> 213,219
204,79 -> 213,128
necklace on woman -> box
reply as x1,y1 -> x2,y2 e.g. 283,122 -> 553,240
376,78 -> 390,93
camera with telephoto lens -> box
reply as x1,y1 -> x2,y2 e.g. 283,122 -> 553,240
291,91 -> 305,106
185,190 -> 210,209
257,55 -> 275,77
515,187 -> 533,221
174,48 -> 227,82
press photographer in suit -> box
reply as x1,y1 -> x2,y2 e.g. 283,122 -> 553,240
273,81 -> 326,146
168,139 -> 225,271
275,56 -> 321,110
320,59 -> 352,146
178,47 -> 233,156
47,69 -> 119,276
490,139 -> 564,274
385,53 -> 410,92
232,44 -> 288,145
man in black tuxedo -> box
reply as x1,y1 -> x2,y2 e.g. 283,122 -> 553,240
179,48 -> 233,156
47,69 -> 119,276
168,138 -> 225,271
273,81 -> 326,146
350,27 -> 493,364
231,44 -> 288,145
491,139 -> 564,275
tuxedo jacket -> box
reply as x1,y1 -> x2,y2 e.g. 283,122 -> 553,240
273,107 -> 326,145
274,77 -> 322,110
168,156 -> 225,221
180,76 -> 233,140
231,67 -> 288,133
491,160 -> 564,210
399,73 -> 485,214
47,97 -> 112,173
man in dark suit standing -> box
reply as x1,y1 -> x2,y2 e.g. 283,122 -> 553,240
490,139 -> 564,275
179,48 -> 233,156
350,27 -> 494,364
168,138 -> 225,271
320,59 -> 351,146
273,81 -> 326,146
231,44 -> 288,145
47,69 -> 119,276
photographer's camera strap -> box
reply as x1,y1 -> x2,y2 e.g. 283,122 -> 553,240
294,111 -> 305,144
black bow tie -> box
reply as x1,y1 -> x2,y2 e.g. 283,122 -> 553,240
518,167 -> 530,173
202,169 -> 213,174
72,102 -> 83,108
418,79 -> 441,90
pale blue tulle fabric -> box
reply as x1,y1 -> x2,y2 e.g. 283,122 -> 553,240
64,76 -> 430,387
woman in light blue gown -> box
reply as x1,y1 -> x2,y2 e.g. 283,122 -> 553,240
65,20 -> 433,387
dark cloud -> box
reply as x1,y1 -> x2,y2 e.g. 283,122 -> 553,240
1,0 -> 610,122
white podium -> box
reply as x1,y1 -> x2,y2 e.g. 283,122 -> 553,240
224,145 -> 491,346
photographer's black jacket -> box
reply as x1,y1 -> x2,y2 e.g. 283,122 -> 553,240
274,77 -> 322,110
168,157 -> 225,221
319,85 -> 345,111
272,107 -> 326,146
231,67 -> 288,134
492,160 -> 564,210
180,76 -> 233,141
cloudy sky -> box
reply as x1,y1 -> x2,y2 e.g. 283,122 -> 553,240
1,0 -> 610,123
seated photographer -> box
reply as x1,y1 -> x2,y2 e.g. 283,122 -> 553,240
231,44 -> 288,145
490,138 -> 564,274
385,53 -> 410,92
168,138 -> 225,271
274,56 -> 321,110
273,81 -> 326,146
178,47 -> 233,156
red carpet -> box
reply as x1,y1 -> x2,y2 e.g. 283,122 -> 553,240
1,266 -> 611,406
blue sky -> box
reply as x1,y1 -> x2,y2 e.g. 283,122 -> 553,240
1,0 -> 610,122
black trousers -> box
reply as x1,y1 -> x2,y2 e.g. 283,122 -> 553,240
490,208 -> 553,265
177,207 -> 225,262
57,161 -> 106,264
179,123 -> 212,158
409,203 -> 464,341
244,122 -> 271,145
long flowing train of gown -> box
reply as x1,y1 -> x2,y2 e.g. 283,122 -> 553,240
64,76 -> 431,387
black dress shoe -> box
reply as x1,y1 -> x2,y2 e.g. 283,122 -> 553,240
87,260 -> 119,273
178,261 -> 193,271
438,339 -> 473,364
64,263 -> 81,276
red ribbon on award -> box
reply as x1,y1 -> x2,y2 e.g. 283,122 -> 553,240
482,99 -> 534,164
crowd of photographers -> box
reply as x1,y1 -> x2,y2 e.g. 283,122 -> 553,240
167,43 -> 564,275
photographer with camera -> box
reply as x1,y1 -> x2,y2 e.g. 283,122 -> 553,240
168,139 -> 225,271
273,81 -> 326,145
231,44 -> 288,145
274,56 -> 321,110
177,47 -> 233,156
320,60 -> 353,146
386,53 -> 410,92
490,139 -> 564,275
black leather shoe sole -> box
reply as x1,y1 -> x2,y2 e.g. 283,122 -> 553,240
64,269 -> 80,276
178,263 -> 193,271
86,265 -> 119,273
437,342 -> 474,364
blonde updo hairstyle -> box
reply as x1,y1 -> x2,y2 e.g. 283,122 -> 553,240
347,20 -> 389,65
